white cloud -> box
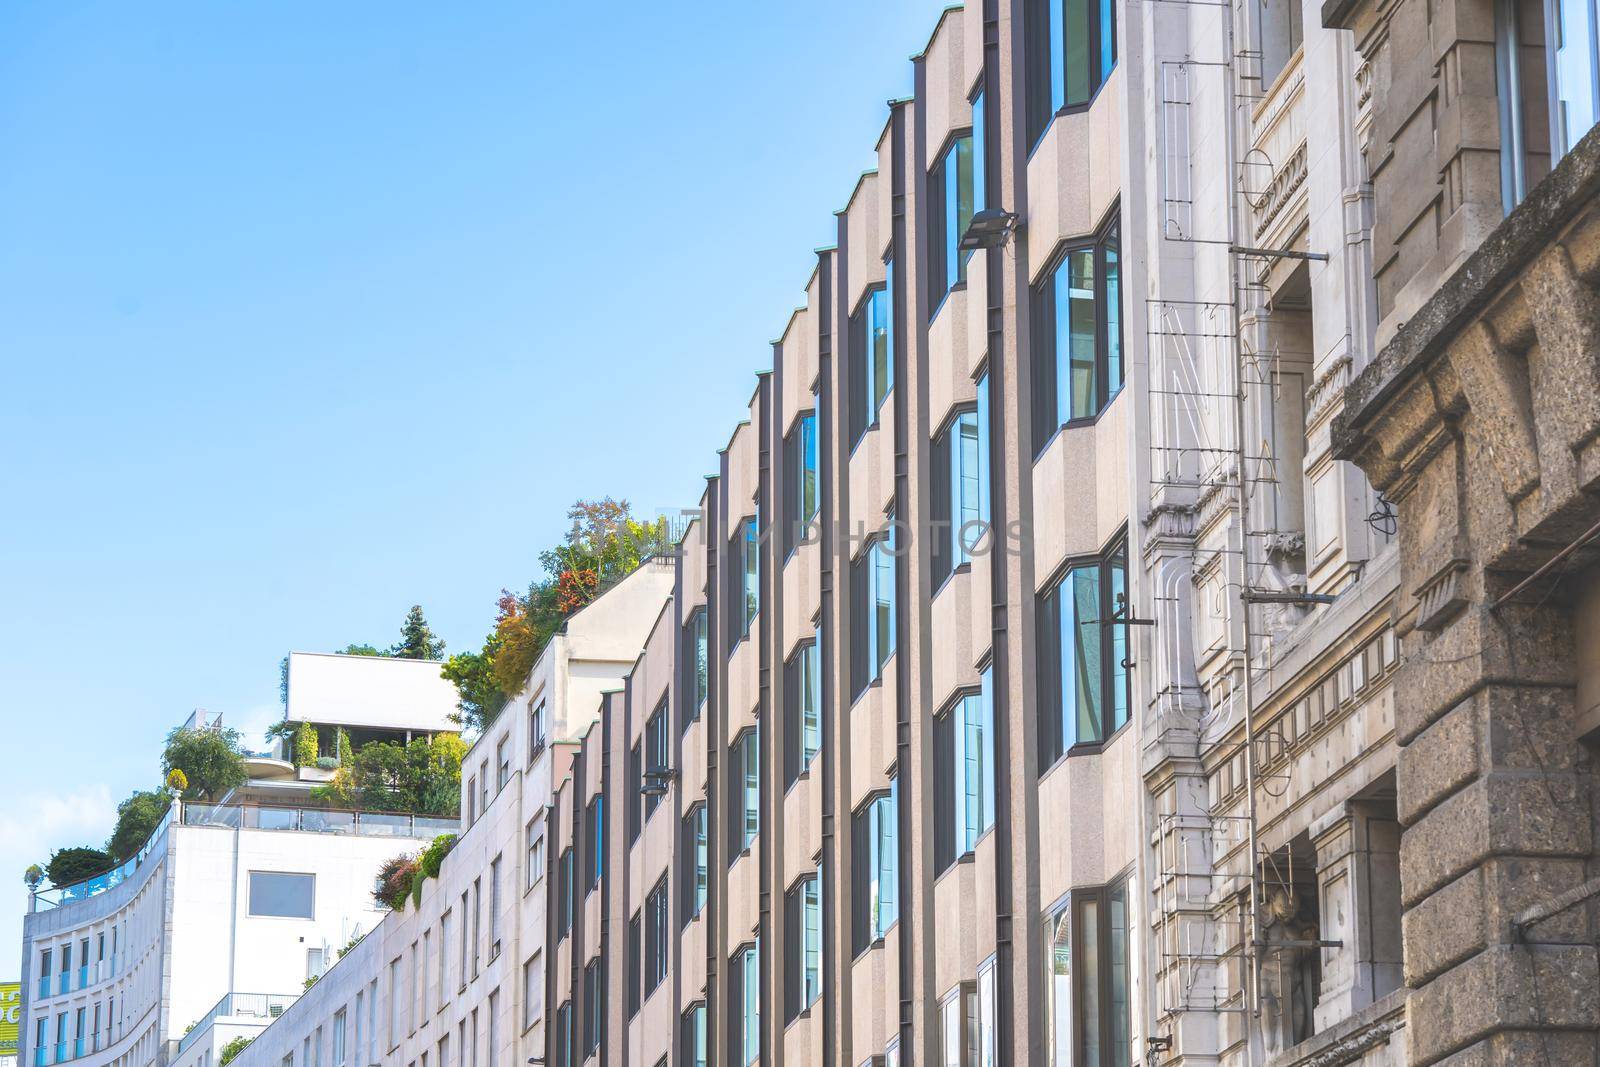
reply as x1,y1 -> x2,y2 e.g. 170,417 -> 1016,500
0,785 -> 116,975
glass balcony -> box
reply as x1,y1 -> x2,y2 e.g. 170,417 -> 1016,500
34,1047 -> 47,1067
37,976 -> 49,999
77,967 -> 87,989
54,1043 -> 65,1062
74,1040 -> 84,1058
56,974 -> 67,995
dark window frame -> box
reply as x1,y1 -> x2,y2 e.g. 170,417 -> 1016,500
1025,0 -> 1120,149
1036,530 -> 1132,773
928,127 -> 977,316
1031,209 -> 1123,456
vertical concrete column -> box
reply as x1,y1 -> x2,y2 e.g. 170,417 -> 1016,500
1394,597 -> 1599,1066
1310,800 -> 1401,1030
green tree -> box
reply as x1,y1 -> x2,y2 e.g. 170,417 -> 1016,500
337,644 -> 385,656
444,498 -> 669,732
106,790 -> 171,863
294,722 -> 320,768
47,847 -> 113,887
337,728 -> 354,766
441,638 -> 507,734
391,606 -> 445,660
162,726 -> 248,801
220,1038 -> 253,1066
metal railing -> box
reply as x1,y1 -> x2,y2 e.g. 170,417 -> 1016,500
182,803 -> 458,839
31,807 -> 173,911
175,993 -> 300,1059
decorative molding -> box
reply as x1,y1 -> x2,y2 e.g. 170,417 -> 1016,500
1413,558 -> 1470,632
1254,141 -> 1310,239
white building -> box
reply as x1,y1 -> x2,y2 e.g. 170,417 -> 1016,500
218,563 -> 673,1067
19,656 -> 464,1067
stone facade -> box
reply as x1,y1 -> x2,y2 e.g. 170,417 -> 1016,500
1335,127 -> 1600,1066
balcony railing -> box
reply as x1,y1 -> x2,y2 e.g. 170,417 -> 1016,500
182,803 -> 458,839
175,993 -> 299,1059
31,807 -> 173,912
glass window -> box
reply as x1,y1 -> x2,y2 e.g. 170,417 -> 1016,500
740,942 -> 760,1066
973,89 -> 987,217
930,133 -> 976,311
784,873 -> 822,1022
585,796 -> 604,892
853,781 -> 899,951
1037,535 -> 1130,767
495,735 -> 510,791
526,822 -> 544,890
528,700 -> 545,756
1032,215 -> 1122,450
731,517 -> 760,643
249,872 -> 315,919
1043,884 -> 1133,1067
644,877 -> 669,997
683,804 -> 708,921
1549,0 -> 1600,156
785,412 -> 820,554
681,1005 -> 707,1067
978,958 -> 998,1067
784,640 -> 822,787
689,610 -> 709,722
935,675 -> 995,873
1027,0 -> 1119,145
732,723 -> 764,857
523,953 -> 542,1030
644,701 -> 669,818
332,1010 -> 347,1067
853,519 -> 899,697
933,409 -> 984,585
851,273 -> 896,444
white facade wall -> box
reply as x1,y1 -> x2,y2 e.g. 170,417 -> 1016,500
224,565 -> 672,1067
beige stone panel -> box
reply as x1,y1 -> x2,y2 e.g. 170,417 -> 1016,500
961,0 -> 984,94
930,568 -> 979,712
780,306 -> 816,424
678,518 -> 707,628
928,283 -> 975,437
1032,425 -> 1100,584
724,845 -> 761,960
678,911 -> 708,1010
725,418 -> 760,521
922,10 -> 968,160
1037,754 -> 1108,904
848,418 -> 897,536
1097,724 -> 1141,876
781,541 -> 821,664
725,635 -> 759,749
849,939 -> 896,1060
1025,79 -> 1125,283
931,860 -> 980,997
782,775 -> 820,882
782,1013 -> 821,1067
679,716 -> 707,816
965,246 -> 991,380
847,663 -> 900,814
847,172 -> 885,315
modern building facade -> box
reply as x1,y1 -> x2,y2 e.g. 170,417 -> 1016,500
218,564 -> 674,1067
49,0 -> 1600,1066
19,659 -> 464,1067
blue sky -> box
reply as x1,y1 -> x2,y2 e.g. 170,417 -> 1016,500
0,0 -> 953,959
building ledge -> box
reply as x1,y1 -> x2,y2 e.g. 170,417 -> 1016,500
1265,988 -> 1407,1067
1334,124 -> 1600,460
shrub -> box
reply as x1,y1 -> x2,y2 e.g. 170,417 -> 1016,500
294,723 -> 319,769
219,1037 -> 253,1066
337,728 -> 353,767
315,756 -> 339,771
165,769 -> 188,795
419,833 -> 458,879
373,853 -> 419,910
47,847 -> 113,887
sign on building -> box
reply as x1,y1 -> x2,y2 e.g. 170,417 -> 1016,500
0,982 -> 20,1060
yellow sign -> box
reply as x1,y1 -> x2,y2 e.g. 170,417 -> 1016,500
0,982 -> 19,1057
